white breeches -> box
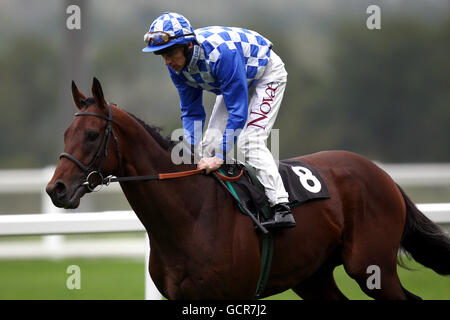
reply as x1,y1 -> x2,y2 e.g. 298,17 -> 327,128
201,50 -> 289,206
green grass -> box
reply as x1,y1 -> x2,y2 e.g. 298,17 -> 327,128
0,258 -> 448,300
0,258 -> 145,299
267,260 -> 450,300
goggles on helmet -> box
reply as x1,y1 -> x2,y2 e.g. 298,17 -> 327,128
144,31 -> 195,46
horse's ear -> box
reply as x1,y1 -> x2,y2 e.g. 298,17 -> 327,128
71,81 -> 87,110
91,77 -> 106,109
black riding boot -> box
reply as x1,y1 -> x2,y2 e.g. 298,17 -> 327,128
261,203 -> 296,229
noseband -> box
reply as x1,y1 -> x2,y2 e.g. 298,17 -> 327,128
60,103 -> 121,191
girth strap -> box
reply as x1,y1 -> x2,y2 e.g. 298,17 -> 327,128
254,233 -> 274,299
214,169 -> 274,299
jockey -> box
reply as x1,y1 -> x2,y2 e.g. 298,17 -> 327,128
142,12 -> 295,229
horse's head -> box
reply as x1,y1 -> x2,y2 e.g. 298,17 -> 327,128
46,78 -> 121,209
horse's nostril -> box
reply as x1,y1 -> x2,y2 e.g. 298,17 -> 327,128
54,181 -> 67,198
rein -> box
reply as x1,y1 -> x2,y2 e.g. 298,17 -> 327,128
60,104 -> 242,191
59,101 -> 268,299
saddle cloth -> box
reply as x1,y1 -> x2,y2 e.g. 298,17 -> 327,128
218,159 -> 330,221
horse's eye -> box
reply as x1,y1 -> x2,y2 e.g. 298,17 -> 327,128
85,130 -> 99,142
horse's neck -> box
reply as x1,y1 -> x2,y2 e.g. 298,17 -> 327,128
115,113 -> 174,175
114,110 -> 202,245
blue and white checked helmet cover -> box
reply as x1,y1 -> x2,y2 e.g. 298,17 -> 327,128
142,12 -> 196,53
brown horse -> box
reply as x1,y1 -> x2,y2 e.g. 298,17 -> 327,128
47,78 -> 450,300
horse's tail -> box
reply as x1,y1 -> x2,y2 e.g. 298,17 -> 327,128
397,185 -> 450,275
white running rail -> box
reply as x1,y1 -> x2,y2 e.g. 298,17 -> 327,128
0,204 -> 449,300
0,164 -> 449,300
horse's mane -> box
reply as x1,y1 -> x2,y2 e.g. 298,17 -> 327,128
80,98 -> 175,151
125,111 -> 176,151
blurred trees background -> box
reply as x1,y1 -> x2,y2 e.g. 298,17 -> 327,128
279,17 -> 450,161
0,0 -> 448,168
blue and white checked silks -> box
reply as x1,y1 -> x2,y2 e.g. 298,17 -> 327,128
169,26 -> 274,159
144,12 -> 290,205
182,26 -> 273,92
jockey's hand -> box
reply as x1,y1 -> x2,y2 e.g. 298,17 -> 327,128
197,156 -> 224,174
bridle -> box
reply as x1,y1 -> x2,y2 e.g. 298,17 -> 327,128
59,103 -> 121,191
59,103 -> 243,192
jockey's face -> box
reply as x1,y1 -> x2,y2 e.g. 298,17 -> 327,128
161,46 -> 186,72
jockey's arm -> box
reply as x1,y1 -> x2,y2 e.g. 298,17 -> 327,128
212,48 -> 249,161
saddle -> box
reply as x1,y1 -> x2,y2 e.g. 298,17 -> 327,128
217,159 -> 330,225
215,159 -> 330,299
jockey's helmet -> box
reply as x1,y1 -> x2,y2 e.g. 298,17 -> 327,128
142,12 -> 196,54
